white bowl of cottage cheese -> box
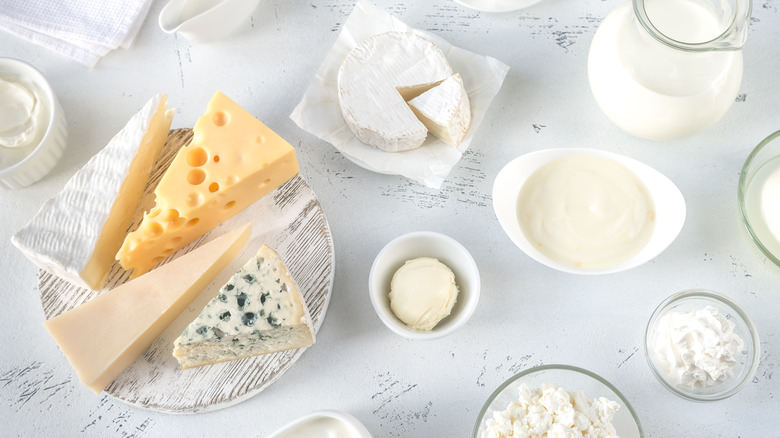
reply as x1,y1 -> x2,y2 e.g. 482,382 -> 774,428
473,364 -> 644,438
645,289 -> 760,401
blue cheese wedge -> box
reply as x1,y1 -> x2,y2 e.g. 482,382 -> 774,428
173,245 -> 315,369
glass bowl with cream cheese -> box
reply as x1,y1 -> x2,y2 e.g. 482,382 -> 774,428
473,364 -> 644,438
644,289 -> 760,401
738,129 -> 780,273
369,231 -> 480,340
0,57 -> 67,189
493,148 -> 686,275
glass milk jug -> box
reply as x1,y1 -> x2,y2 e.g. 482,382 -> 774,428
587,0 -> 752,141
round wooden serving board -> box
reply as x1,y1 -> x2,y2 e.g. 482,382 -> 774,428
38,129 -> 335,413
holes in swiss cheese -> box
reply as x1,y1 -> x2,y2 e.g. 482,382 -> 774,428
187,168 -> 206,185
187,147 -> 208,167
187,192 -> 204,207
213,111 -> 229,127
209,182 -> 220,193
143,222 -> 163,237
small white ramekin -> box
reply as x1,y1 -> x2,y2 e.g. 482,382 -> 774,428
0,58 -> 68,189
369,231 -> 480,340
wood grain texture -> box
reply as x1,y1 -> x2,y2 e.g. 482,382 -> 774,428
38,129 -> 334,413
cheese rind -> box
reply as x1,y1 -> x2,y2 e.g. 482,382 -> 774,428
11,94 -> 173,291
408,73 -> 471,147
116,91 -> 299,278
337,31 -> 453,152
173,245 -> 315,369
43,223 -> 251,394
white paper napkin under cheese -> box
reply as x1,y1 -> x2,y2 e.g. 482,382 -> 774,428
290,1 -> 509,189
0,0 -> 152,67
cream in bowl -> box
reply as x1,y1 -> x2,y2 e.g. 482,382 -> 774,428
493,148 -> 685,274
267,410 -> 373,438
369,231 -> 480,339
0,58 -> 67,189
645,289 -> 760,401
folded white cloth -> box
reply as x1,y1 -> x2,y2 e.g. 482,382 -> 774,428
0,0 -> 153,67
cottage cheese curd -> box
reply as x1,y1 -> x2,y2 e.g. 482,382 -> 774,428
651,305 -> 744,388
483,383 -> 619,438
0,75 -> 49,168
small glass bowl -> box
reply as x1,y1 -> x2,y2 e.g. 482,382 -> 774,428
738,129 -> 780,272
645,289 -> 760,402
473,364 -> 644,438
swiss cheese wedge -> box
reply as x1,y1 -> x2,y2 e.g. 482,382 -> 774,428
116,91 -> 299,278
43,223 -> 251,394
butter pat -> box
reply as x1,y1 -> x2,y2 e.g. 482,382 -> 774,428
389,257 -> 458,330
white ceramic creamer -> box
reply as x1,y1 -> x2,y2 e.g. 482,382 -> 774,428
588,0 -> 752,141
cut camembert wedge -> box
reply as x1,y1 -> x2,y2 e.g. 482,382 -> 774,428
173,245 -> 314,369
116,91 -> 299,278
408,73 -> 471,147
338,31 -> 453,152
43,223 -> 251,394
12,94 -> 173,290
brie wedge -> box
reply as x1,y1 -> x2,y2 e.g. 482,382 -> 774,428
12,94 -> 173,291
337,31 -> 453,152
408,73 -> 471,147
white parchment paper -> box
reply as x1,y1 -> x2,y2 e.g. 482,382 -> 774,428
290,0 -> 509,189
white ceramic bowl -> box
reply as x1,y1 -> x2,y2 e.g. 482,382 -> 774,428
0,58 -> 67,189
645,289 -> 760,401
267,410 -> 373,438
369,231 -> 480,339
454,0 -> 544,13
473,364 -> 644,438
493,148 -> 686,275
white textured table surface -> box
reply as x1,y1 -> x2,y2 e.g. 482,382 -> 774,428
2,1 -> 780,437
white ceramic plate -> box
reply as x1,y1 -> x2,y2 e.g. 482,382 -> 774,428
454,0 -> 543,13
38,129 -> 335,413
493,148 -> 686,275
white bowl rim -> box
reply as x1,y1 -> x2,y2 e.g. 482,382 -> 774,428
472,363 -> 645,438
368,230 -> 481,340
644,288 -> 761,402
454,0 -> 544,13
0,57 -> 60,176
492,147 -> 686,275
267,409 -> 373,438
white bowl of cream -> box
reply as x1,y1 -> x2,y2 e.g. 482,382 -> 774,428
493,148 -> 686,274
369,231 -> 480,340
0,58 -> 67,189
267,410 -> 373,438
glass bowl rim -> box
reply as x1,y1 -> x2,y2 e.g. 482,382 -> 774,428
644,288 -> 761,401
737,129 -> 780,269
472,363 -> 644,437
